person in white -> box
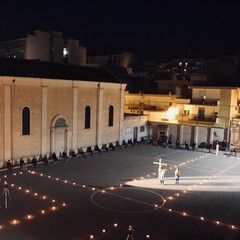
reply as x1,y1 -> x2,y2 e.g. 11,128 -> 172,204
159,166 -> 166,185
175,167 -> 180,183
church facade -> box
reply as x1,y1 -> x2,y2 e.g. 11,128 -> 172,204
0,59 -> 126,167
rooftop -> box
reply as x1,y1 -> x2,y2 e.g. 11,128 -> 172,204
0,58 -> 122,83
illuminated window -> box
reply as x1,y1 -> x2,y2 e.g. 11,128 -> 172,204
63,48 -> 68,57
199,90 -> 206,98
108,105 -> 114,127
22,107 -> 30,135
85,105 -> 91,129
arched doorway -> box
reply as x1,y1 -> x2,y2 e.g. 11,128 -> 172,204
50,115 -> 70,156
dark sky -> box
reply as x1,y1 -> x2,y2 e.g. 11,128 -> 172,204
1,0 -> 240,61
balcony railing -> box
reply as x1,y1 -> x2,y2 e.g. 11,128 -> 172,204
191,98 -> 219,106
189,114 -> 216,123
176,114 -> 217,123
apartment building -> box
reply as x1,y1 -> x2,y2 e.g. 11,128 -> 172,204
0,30 -> 87,65
124,86 -> 240,149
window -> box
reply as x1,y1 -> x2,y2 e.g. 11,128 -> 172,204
183,110 -> 190,116
55,118 -> 66,127
22,106 -> 30,135
85,105 -> 91,129
108,105 -> 114,127
140,126 -> 145,132
198,107 -> 205,120
199,90 -> 206,98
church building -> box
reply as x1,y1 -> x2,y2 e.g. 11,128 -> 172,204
0,58 -> 126,167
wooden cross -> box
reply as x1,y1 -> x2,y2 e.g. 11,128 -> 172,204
153,158 -> 167,169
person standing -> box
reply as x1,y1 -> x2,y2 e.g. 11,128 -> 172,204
19,158 -> 25,170
159,166 -> 166,185
7,160 -> 13,172
32,156 -> 37,168
175,167 -> 180,184
62,150 -> 68,161
126,225 -> 134,240
43,154 -> 48,166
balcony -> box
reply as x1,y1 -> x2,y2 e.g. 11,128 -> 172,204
176,114 -> 217,124
191,98 -> 219,106
189,114 -> 216,123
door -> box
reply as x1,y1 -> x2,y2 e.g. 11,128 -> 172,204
133,127 -> 138,140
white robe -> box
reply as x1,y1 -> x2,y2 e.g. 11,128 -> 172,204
159,168 -> 166,180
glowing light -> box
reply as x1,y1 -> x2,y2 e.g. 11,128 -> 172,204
18,187 -> 22,190
182,212 -> 187,216
40,174 -> 43,176
154,204 -> 158,208
102,229 -> 106,233
90,235 -> 94,239
92,188 -> 95,191
216,221 -> 220,225
168,209 -> 172,212
52,199 -> 56,203
83,185 -> 86,188
56,178 -> 59,180
166,106 -> 178,120
51,206 -> 57,211
26,189 -> 30,193
62,203 -> 66,207
26,215 -> 33,220
146,235 -> 150,238
11,184 -> 14,187
34,193 -> 38,196
11,219 -> 19,225
64,180 -> 67,183
48,176 -> 51,178
114,223 -> 118,227
43,196 -> 46,199
73,182 -> 76,185
200,217 -> 204,221
231,225 -> 235,229
41,210 -> 45,214
13,173 -> 16,176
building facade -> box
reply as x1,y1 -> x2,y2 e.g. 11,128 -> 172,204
124,86 -> 240,150
0,30 -> 87,65
0,59 -> 126,167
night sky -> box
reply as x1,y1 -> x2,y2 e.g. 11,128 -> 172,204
1,0 -> 240,61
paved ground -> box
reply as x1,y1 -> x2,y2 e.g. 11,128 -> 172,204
0,144 -> 240,240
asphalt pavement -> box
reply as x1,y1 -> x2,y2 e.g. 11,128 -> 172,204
0,144 -> 239,240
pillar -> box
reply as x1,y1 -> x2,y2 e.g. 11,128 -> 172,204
96,85 -> 103,145
41,86 -> 48,155
72,86 -> 78,149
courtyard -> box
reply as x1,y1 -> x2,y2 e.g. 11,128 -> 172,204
0,144 -> 239,240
